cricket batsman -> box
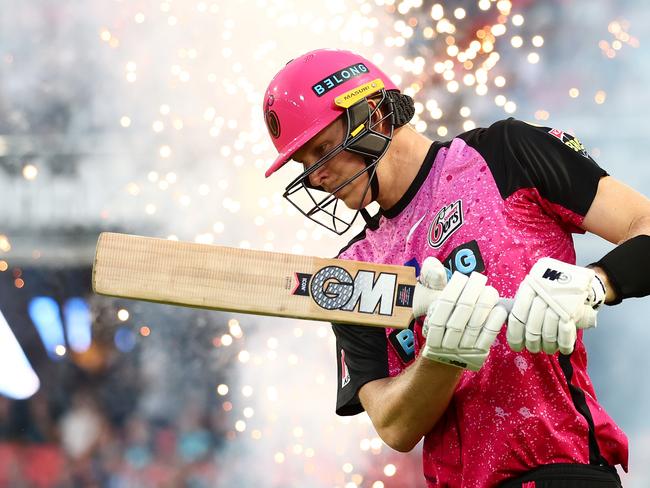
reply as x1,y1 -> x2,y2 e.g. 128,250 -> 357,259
263,49 -> 650,487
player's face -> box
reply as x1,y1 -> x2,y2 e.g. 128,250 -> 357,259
293,118 -> 372,209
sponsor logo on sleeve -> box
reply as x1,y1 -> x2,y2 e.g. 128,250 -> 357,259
428,200 -> 464,249
548,128 -> 590,158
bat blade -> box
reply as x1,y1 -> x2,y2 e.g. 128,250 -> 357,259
92,233 -> 417,329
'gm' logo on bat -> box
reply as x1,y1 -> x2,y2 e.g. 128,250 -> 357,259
293,266 -> 400,315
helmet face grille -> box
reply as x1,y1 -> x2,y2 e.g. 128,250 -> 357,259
281,91 -> 395,235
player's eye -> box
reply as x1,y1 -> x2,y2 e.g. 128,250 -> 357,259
294,142 -> 331,170
316,143 -> 330,158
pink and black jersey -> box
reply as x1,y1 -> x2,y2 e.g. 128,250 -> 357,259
332,118 -> 628,487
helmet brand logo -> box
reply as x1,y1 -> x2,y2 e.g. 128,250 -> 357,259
312,63 -> 369,97
335,78 -> 384,109
265,110 -> 281,138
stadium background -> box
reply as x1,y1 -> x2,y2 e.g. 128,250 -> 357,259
0,0 -> 649,486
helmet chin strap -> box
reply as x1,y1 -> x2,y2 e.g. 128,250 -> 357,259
367,158 -> 380,202
359,169 -> 380,227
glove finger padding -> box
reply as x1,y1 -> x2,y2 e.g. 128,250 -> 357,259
475,304 -> 508,352
422,270 -> 506,372
541,308 -> 560,354
413,257 -> 448,319
459,285 -> 499,349
441,272 -> 488,349
558,317 -> 577,355
524,296 -> 547,354
423,272 -> 469,346
507,281 -> 536,352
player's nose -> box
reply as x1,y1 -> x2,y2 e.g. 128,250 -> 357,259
308,163 -> 328,189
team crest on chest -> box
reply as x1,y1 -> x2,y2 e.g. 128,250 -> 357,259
428,200 -> 464,249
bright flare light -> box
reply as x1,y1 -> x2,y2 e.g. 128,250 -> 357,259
28,297 -> 66,360
0,309 -> 40,399
64,298 -> 92,353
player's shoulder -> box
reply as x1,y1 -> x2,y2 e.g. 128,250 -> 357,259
455,118 -> 565,159
456,117 -> 537,142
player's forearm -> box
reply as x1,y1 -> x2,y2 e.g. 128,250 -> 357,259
359,356 -> 462,452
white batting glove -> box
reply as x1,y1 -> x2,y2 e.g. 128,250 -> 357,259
412,257 -> 448,319
415,259 -> 508,371
507,257 -> 606,355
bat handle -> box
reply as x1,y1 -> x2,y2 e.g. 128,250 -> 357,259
499,298 -> 514,313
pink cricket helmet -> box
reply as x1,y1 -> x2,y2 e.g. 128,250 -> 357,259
263,48 -> 398,178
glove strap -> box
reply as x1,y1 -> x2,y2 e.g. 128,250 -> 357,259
588,274 -> 607,310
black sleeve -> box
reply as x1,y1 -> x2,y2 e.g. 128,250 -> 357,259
332,323 -> 389,416
458,117 -> 608,219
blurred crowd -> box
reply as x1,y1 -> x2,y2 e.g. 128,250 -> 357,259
0,389 -> 424,488
0,390 -> 230,488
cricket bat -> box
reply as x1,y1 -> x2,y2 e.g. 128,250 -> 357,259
93,233 -> 512,329
92,232 -> 423,329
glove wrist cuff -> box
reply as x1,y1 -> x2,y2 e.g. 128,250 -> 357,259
588,274 -> 607,309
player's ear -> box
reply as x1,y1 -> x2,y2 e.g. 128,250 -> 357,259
367,97 -> 388,135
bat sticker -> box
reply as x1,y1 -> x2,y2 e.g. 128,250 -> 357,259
292,273 -> 312,296
395,284 -> 414,308
295,265 -> 400,316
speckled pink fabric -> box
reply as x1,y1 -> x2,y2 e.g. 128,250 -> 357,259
339,138 -> 628,487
